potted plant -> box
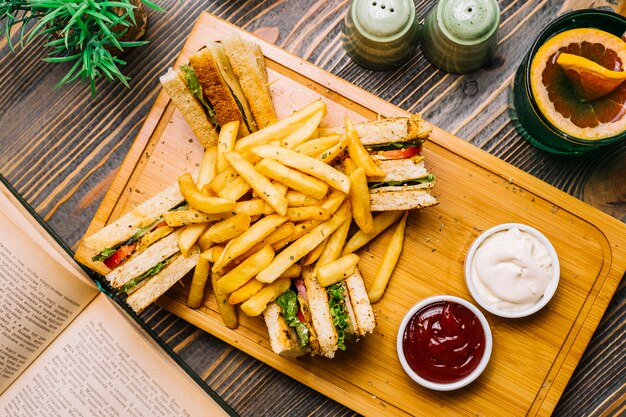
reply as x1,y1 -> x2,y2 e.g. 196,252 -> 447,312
1,0 -> 164,96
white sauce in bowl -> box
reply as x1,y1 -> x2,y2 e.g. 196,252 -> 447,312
470,227 -> 553,313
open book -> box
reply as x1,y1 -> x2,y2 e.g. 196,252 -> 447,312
0,177 -> 235,417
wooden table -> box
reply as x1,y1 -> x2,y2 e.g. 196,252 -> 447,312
1,1 -> 624,415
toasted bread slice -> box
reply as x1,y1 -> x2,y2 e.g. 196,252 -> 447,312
263,302 -> 309,357
369,186 -> 438,211
159,68 -> 219,148
126,246 -> 200,313
319,115 -> 431,145
344,268 -> 376,336
221,35 -> 277,129
189,48 -> 250,138
302,265 -> 338,358
368,157 -> 430,183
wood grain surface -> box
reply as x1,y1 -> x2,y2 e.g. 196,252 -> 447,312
1,1 -> 625,416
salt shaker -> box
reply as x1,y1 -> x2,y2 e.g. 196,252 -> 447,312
421,0 -> 500,74
342,0 -> 420,70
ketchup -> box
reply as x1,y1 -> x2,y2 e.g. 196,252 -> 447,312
402,301 -> 485,384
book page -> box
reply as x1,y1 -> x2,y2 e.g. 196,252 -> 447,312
0,183 -> 95,287
0,295 -> 233,417
0,209 -> 99,394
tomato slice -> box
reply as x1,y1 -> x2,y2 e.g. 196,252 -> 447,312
381,146 -> 421,159
151,221 -> 167,231
297,309 -> 306,323
103,242 -> 137,269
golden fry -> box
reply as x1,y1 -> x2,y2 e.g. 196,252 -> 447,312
251,145 -> 350,194
223,151 -> 288,216
281,110 -> 323,149
197,146 -> 218,190
213,214 -> 287,272
316,254 -> 360,287
293,134 -> 341,157
368,211 -> 408,303
240,278 -> 291,317
207,167 -> 238,194
218,176 -> 251,201
285,191 -> 321,207
345,117 -> 385,177
211,271 -> 238,328
234,198 -> 266,217
316,213 -> 351,267
286,206 -> 330,222
237,222 -> 296,261
178,223 -> 208,256
163,208 -> 226,227
348,167 -> 374,233
179,173 -> 236,214
319,136 -> 349,164
228,279 -> 264,305
270,220 -> 321,252
302,239 -> 327,266
217,120 -> 238,173
187,251 -> 211,308
256,201 -> 351,283
136,224 -> 174,253
215,245 -> 274,295
342,157 -> 357,176
235,100 -> 327,152
256,158 -> 329,200
200,213 -> 251,244
321,188 -> 347,214
342,210 -> 404,255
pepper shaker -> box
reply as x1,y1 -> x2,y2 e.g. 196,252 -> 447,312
342,0 -> 420,70
421,0 -> 500,74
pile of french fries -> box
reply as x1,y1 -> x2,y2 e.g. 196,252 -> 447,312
165,101 -> 409,328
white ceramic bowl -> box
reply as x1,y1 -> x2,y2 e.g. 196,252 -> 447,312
396,295 -> 492,391
464,223 -> 560,318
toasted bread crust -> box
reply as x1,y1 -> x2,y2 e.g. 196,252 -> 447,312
345,268 -> 376,336
302,265 -> 338,358
369,187 -> 438,211
189,48 -> 250,138
319,115 -> 432,145
159,68 -> 219,148
222,35 -> 277,129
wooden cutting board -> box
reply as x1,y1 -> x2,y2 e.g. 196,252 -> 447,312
79,12 -> 626,417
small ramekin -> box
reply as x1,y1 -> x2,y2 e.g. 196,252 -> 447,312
396,295 -> 493,391
464,223 -> 560,318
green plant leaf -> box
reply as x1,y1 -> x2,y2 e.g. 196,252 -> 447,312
140,0 -> 165,13
26,7 -> 62,43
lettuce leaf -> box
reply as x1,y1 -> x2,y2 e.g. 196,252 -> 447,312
120,256 -> 173,294
275,289 -> 309,347
364,140 -> 423,152
368,174 -> 436,190
327,283 -> 348,351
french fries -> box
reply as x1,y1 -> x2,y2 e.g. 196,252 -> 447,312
293,134 -> 340,156
173,100 -> 418,327
316,254 -> 360,287
235,100 -> 327,152
348,167 -> 374,233
217,121 -> 238,173
187,250 -> 211,308
215,245 -> 274,295
345,117 -> 385,177
213,214 -> 287,272
179,173 -> 236,214
224,151 -> 288,216
251,145 -> 350,194
255,158 -> 329,200
211,271 -> 238,328
342,210 -> 404,254
256,201 -> 350,283
368,211 -> 408,303
240,278 -> 291,317
200,213 -> 251,244
178,224 -> 207,256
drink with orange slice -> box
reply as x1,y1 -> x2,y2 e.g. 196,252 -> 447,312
510,10 -> 626,154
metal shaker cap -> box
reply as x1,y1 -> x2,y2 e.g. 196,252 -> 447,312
352,0 -> 415,41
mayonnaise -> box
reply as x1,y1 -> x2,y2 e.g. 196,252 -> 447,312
470,227 -> 553,312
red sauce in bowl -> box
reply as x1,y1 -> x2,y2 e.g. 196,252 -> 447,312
402,300 -> 486,384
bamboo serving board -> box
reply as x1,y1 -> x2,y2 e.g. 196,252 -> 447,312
79,12 -> 626,417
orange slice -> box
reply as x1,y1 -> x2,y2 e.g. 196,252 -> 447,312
530,28 -> 626,140
556,53 -> 626,101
